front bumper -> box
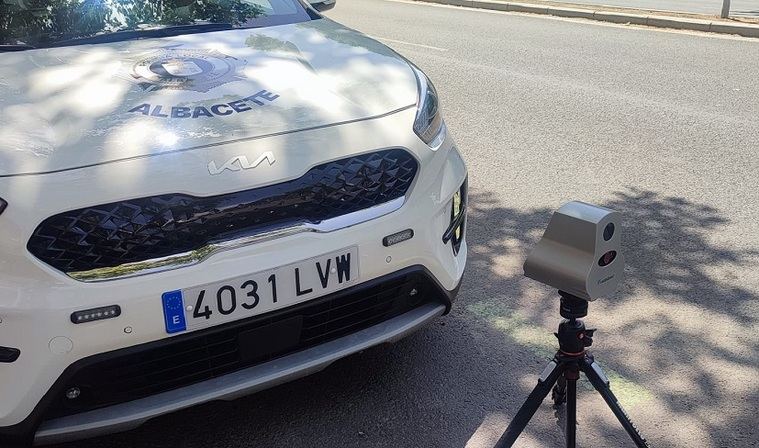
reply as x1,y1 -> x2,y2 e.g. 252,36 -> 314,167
0,107 -> 467,443
19,266 -> 459,445
37,302 -> 445,444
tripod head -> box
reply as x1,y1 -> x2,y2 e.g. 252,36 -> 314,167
556,291 -> 594,355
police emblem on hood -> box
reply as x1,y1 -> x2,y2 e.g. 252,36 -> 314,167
129,47 -> 247,92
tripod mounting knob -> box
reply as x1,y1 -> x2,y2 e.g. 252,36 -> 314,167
580,328 -> 596,348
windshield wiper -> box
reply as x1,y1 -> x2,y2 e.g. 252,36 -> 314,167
0,44 -> 36,52
49,23 -> 236,48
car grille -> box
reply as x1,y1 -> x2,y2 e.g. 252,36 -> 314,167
27,149 -> 418,276
45,270 -> 437,419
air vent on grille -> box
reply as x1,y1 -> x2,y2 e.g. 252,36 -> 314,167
28,149 -> 418,275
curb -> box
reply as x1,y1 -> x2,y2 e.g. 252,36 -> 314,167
416,0 -> 759,38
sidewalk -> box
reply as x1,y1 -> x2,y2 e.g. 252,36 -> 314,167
546,0 -> 759,18
418,0 -> 759,37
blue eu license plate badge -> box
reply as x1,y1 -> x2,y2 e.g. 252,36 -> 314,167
162,290 -> 187,333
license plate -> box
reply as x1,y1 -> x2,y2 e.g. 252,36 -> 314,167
161,247 -> 359,334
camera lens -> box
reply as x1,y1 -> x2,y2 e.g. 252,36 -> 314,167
598,250 -> 617,267
603,223 -> 615,241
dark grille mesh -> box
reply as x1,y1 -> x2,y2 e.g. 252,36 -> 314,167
28,149 -> 417,274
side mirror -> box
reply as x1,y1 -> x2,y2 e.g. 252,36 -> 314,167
310,0 -> 336,12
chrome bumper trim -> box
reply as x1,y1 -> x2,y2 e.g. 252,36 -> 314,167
34,302 -> 445,445
69,197 -> 405,283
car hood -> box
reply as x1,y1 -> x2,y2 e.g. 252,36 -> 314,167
0,19 -> 418,177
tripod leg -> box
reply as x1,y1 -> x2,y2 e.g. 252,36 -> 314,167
552,373 -> 567,406
566,374 -> 577,448
494,359 -> 565,448
565,372 -> 577,448
580,357 -> 650,448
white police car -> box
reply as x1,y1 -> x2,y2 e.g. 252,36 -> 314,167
0,0 -> 467,445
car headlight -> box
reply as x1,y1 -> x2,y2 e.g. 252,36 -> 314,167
411,66 -> 446,148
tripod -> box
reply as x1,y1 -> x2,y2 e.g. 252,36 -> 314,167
494,292 -> 650,448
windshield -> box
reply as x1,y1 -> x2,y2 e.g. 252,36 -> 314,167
0,0 -> 313,48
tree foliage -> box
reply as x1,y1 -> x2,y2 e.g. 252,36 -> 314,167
0,0 -> 265,45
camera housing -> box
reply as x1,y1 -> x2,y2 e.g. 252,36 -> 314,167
523,201 -> 624,301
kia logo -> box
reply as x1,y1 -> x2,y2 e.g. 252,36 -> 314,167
208,152 -> 276,175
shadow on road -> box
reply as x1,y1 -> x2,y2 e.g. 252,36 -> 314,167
463,187 -> 759,447
53,188 -> 758,448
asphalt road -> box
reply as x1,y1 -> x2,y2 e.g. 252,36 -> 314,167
552,0 -> 759,17
52,1 -> 759,448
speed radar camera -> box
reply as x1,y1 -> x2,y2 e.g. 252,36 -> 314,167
497,204 -> 649,447
523,201 -> 624,301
